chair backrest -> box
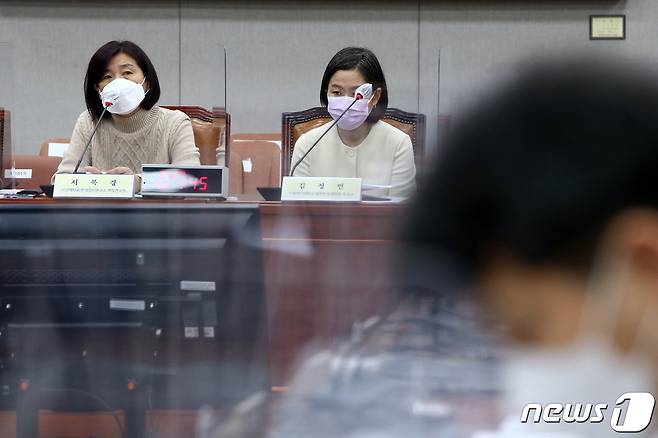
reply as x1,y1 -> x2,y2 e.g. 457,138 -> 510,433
230,137 -> 281,193
7,155 -> 62,189
39,137 -> 70,157
213,107 -> 232,164
162,106 -> 231,166
281,107 -> 426,178
231,133 -> 281,142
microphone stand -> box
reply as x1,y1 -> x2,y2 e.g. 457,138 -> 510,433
73,104 -> 110,174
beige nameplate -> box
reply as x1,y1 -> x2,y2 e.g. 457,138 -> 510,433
53,174 -> 134,199
281,176 -> 361,202
590,15 -> 625,40
4,168 -> 32,179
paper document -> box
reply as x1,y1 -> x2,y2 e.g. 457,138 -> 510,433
361,196 -> 405,204
48,142 -> 70,157
0,189 -> 22,197
361,183 -> 392,191
242,158 -> 253,173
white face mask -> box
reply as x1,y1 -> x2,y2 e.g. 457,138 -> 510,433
492,255 -> 656,438
99,77 -> 147,115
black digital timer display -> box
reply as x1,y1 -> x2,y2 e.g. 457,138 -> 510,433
140,165 -> 227,198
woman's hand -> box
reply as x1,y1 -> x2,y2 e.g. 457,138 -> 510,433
82,166 -> 139,192
105,167 -> 134,175
81,167 -> 134,175
105,168 -> 140,192
82,166 -> 102,174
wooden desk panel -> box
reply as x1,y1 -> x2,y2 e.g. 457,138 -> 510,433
259,202 -> 403,384
0,410 -> 200,438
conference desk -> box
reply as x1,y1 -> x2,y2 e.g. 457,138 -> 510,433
0,196 -> 405,389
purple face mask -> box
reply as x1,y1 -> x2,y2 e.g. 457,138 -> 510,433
327,96 -> 370,130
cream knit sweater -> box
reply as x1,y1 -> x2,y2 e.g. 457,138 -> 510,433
55,107 -> 200,177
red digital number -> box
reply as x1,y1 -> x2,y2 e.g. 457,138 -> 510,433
199,176 -> 208,191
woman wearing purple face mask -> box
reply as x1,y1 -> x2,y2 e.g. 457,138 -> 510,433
291,47 -> 416,198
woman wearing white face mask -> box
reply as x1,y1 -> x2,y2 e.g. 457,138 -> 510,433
291,47 -> 416,198
54,40 -> 199,181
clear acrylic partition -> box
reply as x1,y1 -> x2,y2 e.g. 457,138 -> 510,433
0,42 -> 15,189
179,43 -> 227,166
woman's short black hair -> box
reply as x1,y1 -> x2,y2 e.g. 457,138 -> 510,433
84,40 -> 161,121
319,47 -> 388,123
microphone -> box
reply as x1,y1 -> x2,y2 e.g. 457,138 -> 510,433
290,83 -> 373,177
72,101 -> 113,174
354,83 -> 373,101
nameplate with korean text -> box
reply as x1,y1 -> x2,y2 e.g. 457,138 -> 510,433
53,174 -> 134,199
281,176 -> 361,202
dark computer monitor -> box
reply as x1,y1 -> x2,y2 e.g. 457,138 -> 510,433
0,202 -> 269,434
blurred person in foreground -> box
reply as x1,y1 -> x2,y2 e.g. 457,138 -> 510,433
406,58 -> 658,437
200,59 -> 658,437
